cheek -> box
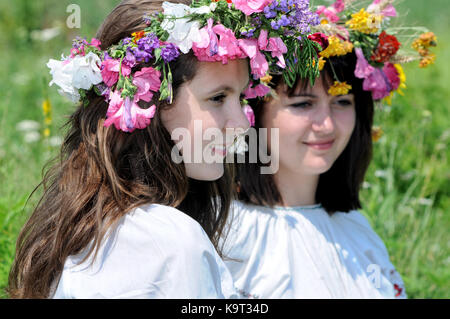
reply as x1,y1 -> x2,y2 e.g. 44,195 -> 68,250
336,108 -> 356,142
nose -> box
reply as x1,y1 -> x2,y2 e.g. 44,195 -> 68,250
311,103 -> 335,134
224,98 -> 251,133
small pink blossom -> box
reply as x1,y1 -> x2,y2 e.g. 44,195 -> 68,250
383,62 -> 400,91
89,38 -> 102,49
238,38 -> 268,79
242,104 -> 255,127
354,47 -> 375,79
232,0 -> 272,16
258,30 -> 287,68
101,59 -> 131,87
368,0 -> 397,17
243,82 -> 270,100
104,90 -> 156,132
132,67 -> 162,102
316,6 -> 340,23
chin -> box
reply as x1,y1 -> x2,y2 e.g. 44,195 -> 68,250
185,163 -> 224,181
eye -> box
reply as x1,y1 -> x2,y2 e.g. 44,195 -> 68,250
334,98 -> 353,107
289,101 -> 312,109
209,93 -> 226,104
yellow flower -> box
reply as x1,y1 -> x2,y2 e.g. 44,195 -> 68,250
260,74 -> 272,85
43,127 -> 50,138
419,53 -> 436,68
345,8 -> 382,34
319,36 -> 353,58
318,57 -> 326,71
412,32 -> 437,51
328,81 -> 352,96
321,19 -> 329,25
42,99 -> 51,116
371,126 -> 383,142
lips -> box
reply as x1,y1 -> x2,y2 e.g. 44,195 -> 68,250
211,145 -> 228,156
303,139 -> 335,150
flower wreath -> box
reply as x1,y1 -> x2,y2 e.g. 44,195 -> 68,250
47,0 -> 325,133
308,0 -> 437,102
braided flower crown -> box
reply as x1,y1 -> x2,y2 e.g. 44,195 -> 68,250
47,0 -> 327,133
308,0 -> 437,102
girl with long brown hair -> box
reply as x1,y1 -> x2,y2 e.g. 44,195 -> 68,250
7,0 -> 266,298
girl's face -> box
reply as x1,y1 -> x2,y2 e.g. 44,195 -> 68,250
161,59 -> 250,181
262,76 -> 356,177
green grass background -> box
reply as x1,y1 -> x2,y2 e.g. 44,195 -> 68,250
0,0 -> 448,298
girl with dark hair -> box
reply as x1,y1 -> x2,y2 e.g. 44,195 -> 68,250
6,0 -> 289,299
218,0 -> 436,298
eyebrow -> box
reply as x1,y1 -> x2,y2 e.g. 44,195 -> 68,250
206,79 -> 251,96
289,93 -> 317,98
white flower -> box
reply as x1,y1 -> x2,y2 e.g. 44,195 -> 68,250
228,134 -> 248,155
47,52 -> 102,102
30,26 -> 61,42
16,120 -> 41,132
209,2 -> 217,12
24,131 -> 41,143
190,5 -> 212,14
160,2 -> 202,54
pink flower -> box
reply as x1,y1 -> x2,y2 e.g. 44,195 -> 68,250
89,38 -> 102,49
104,90 -> 156,132
243,82 -> 270,99
132,67 -> 161,102
232,0 -> 272,15
383,62 -> 400,91
332,0 -> 345,12
362,68 -> 389,100
101,59 -> 131,87
213,24 -> 246,63
238,38 -> 268,79
316,6 -> 340,23
368,0 -> 397,17
354,47 -> 375,79
258,30 -> 287,68
193,20 -> 246,64
242,104 -> 255,127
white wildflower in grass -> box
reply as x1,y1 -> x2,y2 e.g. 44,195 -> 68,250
49,136 -> 63,147
30,26 -> 61,42
374,169 -> 389,178
23,131 -> 41,143
16,120 -> 41,132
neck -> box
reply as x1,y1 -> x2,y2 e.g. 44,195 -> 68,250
273,167 -> 319,207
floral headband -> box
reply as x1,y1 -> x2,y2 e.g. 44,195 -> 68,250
47,0 -> 324,133
306,0 -> 437,102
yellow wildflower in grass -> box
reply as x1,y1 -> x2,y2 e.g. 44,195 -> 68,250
43,128 -> 51,138
371,126 -> 383,142
383,64 -> 406,105
328,81 -> 352,96
42,98 -> 52,138
319,36 -> 353,58
345,8 -> 382,34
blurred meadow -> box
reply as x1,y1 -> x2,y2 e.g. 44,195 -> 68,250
0,0 -> 448,298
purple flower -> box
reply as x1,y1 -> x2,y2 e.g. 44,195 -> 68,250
137,33 -> 160,53
271,20 -> 280,30
279,15 -> 290,27
160,43 -> 180,62
130,47 -> 152,63
123,49 -> 137,68
122,37 -> 132,45
264,6 -> 277,19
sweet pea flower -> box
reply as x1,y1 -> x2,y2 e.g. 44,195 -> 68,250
47,52 -> 103,102
160,2 -> 202,54
104,90 -> 157,132
243,104 -> 255,127
238,38 -> 268,79
243,82 -> 270,100
100,58 -> 131,87
258,29 -> 288,68
367,0 -> 397,17
383,62 -> 400,91
132,67 -> 162,102
354,47 -> 375,79
89,38 -> 102,49
232,0 -> 273,16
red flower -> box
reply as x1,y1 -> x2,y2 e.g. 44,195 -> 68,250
371,31 -> 400,63
308,32 -> 329,53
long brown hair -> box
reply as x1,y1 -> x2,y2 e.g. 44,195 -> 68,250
237,52 -> 374,214
8,0 -> 234,298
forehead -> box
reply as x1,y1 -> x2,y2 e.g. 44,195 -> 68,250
190,59 -> 250,90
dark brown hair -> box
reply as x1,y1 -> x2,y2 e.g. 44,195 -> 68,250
237,52 -> 374,214
8,0 -> 234,298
